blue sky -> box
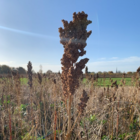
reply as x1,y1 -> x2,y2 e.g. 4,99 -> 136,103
0,0 -> 140,73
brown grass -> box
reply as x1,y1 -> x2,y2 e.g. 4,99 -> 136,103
0,71 -> 140,139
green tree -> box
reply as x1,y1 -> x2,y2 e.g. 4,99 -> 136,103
98,71 -> 102,74
0,65 -> 11,74
17,67 -> 27,74
127,71 -> 132,74
108,71 -> 113,74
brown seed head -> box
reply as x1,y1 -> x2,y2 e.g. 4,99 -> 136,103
59,11 -> 92,99
122,72 -> 126,78
53,79 -> 56,84
27,61 -> 33,88
85,66 -> 88,74
37,72 -> 42,84
137,67 -> 140,72
77,90 -> 89,113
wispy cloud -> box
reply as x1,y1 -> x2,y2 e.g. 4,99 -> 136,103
98,57 -> 106,60
111,57 -> 118,59
0,25 -> 58,40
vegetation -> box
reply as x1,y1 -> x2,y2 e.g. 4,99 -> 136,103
0,65 -> 26,74
83,77 -> 134,86
0,65 -> 11,74
0,11 -> 140,140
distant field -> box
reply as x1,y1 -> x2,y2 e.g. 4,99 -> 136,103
20,78 -> 28,84
0,77 -> 138,87
20,77 -> 49,85
82,77 -> 136,86
21,77 -> 133,86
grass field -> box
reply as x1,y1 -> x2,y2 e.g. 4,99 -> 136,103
20,77 -> 28,84
83,77 -> 135,86
0,77 -> 138,87
1,74 -> 140,139
11,77 -> 138,87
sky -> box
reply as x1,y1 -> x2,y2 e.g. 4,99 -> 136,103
0,0 -> 140,73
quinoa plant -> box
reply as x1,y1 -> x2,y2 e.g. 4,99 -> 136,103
59,11 -> 92,139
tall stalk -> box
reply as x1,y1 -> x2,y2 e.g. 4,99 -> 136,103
27,61 -> 33,126
59,11 -> 92,139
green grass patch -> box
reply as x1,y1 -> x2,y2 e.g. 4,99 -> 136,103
83,77 -> 134,86
20,78 -> 28,85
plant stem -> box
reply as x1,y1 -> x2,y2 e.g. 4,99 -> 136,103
67,94 -> 72,140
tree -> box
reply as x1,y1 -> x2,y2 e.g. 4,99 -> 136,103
0,66 -> 1,74
46,70 -> 53,75
91,72 -> 95,75
103,71 -> 107,74
0,65 -> 11,74
98,71 -> 102,74
17,67 -> 27,74
108,71 -> 113,74
127,71 -> 132,75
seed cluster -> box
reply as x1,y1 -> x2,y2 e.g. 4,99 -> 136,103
59,11 -> 92,99
78,90 -> 89,113
27,61 -> 33,88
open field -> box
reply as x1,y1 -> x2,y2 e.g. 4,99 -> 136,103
83,77 -> 137,86
1,77 -> 136,86
19,77 -> 134,86
0,73 -> 140,140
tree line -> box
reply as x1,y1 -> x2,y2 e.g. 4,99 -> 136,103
0,65 -> 26,74
84,66 -> 134,75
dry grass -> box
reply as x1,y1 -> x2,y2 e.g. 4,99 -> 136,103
0,72 -> 140,140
